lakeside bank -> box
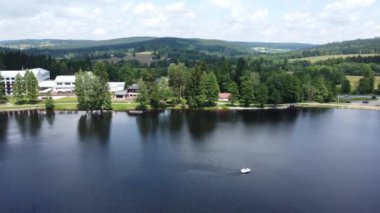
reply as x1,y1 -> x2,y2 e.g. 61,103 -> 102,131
1,102 -> 380,112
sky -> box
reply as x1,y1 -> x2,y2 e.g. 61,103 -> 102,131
0,0 -> 379,44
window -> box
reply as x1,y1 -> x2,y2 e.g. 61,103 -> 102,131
57,83 -> 63,85
65,83 -> 71,85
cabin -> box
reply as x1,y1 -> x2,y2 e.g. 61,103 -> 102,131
219,93 -> 231,102
115,84 -> 139,100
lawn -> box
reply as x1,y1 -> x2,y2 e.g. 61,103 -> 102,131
54,97 -> 78,103
346,75 -> 380,90
290,54 -> 380,63
0,96 -> 140,111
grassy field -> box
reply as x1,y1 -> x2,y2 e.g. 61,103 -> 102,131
0,97 -> 140,111
346,75 -> 380,89
290,54 -> 380,63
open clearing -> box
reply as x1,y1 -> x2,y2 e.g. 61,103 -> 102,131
290,54 -> 380,63
346,75 -> 380,89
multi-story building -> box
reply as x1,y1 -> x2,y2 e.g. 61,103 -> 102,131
39,75 -> 125,94
0,68 -> 50,95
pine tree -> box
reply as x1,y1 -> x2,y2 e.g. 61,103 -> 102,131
199,72 -> 220,106
239,75 -> 255,107
270,89 -> 282,105
341,79 -> 351,94
185,62 -> 206,107
227,81 -> 239,105
256,84 -> 269,107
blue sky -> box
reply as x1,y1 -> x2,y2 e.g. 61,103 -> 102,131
0,0 -> 379,44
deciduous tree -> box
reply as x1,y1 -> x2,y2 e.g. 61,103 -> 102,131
168,63 -> 188,103
13,73 -> 25,103
24,70 -> 39,103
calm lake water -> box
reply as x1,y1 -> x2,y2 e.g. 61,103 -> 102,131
0,109 -> 380,213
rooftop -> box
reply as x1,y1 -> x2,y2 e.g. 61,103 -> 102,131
55,75 -> 76,82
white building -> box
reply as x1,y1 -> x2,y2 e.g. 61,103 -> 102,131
0,68 -> 50,95
108,82 -> 126,93
39,75 -> 125,94
55,75 -> 76,93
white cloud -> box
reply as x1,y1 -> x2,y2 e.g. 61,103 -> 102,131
165,2 -> 184,12
324,0 -> 375,12
94,28 -> 106,36
0,0 -> 379,43
133,2 -> 156,15
250,9 -> 268,22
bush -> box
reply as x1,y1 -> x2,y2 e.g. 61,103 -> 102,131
45,92 -> 55,111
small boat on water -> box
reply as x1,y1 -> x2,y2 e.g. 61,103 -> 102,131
240,168 -> 251,174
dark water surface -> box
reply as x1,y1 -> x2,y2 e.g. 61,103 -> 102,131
0,109 -> 380,213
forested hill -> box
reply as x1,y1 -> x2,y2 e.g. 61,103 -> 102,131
0,37 -> 315,57
292,37 -> 380,58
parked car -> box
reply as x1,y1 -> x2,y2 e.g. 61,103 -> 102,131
362,100 -> 369,104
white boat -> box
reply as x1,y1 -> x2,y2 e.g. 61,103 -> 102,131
240,168 -> 251,174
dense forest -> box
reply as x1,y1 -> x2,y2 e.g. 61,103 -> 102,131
290,37 -> 380,58
1,37 -> 315,58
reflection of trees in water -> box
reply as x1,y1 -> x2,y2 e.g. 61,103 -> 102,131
45,113 -> 55,126
0,113 -> 9,142
134,109 -> 330,141
135,112 -> 161,138
299,108 -> 330,118
77,113 -> 112,143
238,109 -> 299,125
14,111 -> 43,137
135,110 -> 228,140
237,109 -> 330,129
167,110 -> 185,133
185,111 -> 218,140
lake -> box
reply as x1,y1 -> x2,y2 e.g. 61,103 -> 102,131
0,109 -> 380,213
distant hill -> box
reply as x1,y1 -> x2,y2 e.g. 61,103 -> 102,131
0,37 -> 315,57
293,37 -> 380,58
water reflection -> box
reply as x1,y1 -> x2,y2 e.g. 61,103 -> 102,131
77,113 -> 113,143
185,111 -> 218,140
45,113 -> 56,126
0,113 -> 8,142
134,109 -> 330,141
237,109 -> 299,125
14,111 -> 43,137
135,111 -> 162,138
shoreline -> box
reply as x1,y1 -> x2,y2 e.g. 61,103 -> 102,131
1,102 -> 380,113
